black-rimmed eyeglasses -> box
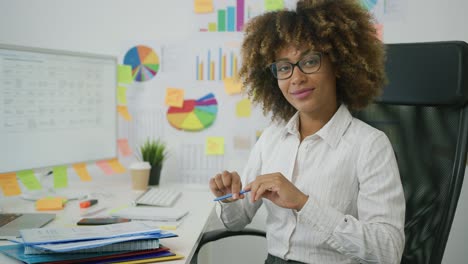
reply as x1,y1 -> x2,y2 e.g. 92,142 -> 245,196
269,52 -> 322,80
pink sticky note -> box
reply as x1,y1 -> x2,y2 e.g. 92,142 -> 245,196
96,160 -> 115,175
117,138 -> 132,157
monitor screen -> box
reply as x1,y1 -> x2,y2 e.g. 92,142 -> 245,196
0,44 -> 117,173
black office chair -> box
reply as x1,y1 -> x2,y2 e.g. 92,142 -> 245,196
191,41 -> 468,264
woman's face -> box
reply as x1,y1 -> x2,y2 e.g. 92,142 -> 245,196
275,46 -> 337,119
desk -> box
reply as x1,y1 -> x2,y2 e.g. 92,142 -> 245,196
0,173 -> 215,264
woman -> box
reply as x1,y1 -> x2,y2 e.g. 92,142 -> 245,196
209,0 -> 405,263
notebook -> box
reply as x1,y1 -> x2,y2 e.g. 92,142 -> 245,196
0,213 -> 55,239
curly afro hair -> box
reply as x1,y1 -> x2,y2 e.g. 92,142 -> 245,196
239,0 -> 386,122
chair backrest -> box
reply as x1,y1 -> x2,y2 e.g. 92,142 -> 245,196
354,41 -> 468,264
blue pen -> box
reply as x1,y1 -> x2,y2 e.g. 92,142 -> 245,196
213,190 -> 251,201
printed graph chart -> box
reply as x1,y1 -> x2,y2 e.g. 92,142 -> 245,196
199,0 -> 245,32
196,48 -> 239,81
123,45 -> 160,82
167,93 -> 218,131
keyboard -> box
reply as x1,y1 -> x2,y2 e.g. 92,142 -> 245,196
134,188 -> 181,207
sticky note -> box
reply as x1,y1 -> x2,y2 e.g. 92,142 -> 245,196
53,166 -> 68,189
256,130 -> 263,141
117,138 -> 132,157
108,158 -> 127,174
236,98 -> 252,117
117,86 -> 128,105
194,0 -> 214,13
223,77 -> 242,95
117,105 -> 132,121
73,163 -> 92,181
265,0 -> 284,11
233,136 -> 251,150
165,88 -> 185,107
206,137 -> 225,155
96,160 -> 115,175
118,64 -> 133,84
36,197 -> 65,211
17,170 -> 42,190
0,172 -> 22,196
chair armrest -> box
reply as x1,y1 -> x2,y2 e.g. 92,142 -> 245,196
190,228 -> 266,264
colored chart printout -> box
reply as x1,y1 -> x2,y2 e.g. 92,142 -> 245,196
123,45 -> 160,82
167,93 -> 218,131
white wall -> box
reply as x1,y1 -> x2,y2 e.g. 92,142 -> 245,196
1,0 -> 468,263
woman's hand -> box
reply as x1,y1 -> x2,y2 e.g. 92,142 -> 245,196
209,170 -> 246,202
245,172 -> 308,211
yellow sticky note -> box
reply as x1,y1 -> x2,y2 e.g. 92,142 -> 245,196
36,197 -> 65,211
0,172 -> 22,196
165,88 -> 185,107
53,166 -> 68,189
117,105 -> 132,121
236,98 -> 252,117
118,64 -> 133,84
117,86 -> 128,105
205,137 -> 225,155
223,77 -> 242,95
108,158 -> 127,174
194,0 -> 214,13
17,170 -> 42,190
73,163 -> 92,181
265,0 -> 284,11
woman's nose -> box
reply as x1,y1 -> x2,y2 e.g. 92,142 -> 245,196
290,65 -> 307,85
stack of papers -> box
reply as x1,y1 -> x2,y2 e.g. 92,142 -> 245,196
19,222 -> 176,253
0,222 -> 184,263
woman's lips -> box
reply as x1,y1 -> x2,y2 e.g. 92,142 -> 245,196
291,88 -> 314,99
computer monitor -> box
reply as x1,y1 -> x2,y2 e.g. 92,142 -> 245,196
0,44 -> 117,180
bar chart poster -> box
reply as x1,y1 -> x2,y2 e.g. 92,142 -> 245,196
195,46 -> 241,81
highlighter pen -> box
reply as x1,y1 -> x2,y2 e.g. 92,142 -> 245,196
213,190 -> 251,202
80,199 -> 98,208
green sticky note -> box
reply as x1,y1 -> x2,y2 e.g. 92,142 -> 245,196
117,86 -> 127,105
53,166 -> 68,189
17,170 -> 42,190
265,0 -> 284,11
118,64 -> 133,84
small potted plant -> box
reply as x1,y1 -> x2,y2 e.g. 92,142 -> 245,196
139,138 -> 167,186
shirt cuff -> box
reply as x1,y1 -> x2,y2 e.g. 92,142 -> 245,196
297,197 -> 344,243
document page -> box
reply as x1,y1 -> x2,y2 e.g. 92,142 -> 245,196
20,222 -> 161,245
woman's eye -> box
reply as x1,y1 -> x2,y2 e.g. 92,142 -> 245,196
303,58 -> 319,67
277,64 -> 292,72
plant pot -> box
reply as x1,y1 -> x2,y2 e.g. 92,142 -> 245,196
148,165 -> 162,186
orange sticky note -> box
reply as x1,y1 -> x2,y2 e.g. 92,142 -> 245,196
117,105 -> 132,121
108,158 -> 127,174
223,77 -> 242,95
0,172 -> 22,196
36,197 -> 65,211
165,88 -> 185,107
117,138 -> 132,157
73,163 -> 92,181
205,137 -> 225,155
194,0 -> 214,13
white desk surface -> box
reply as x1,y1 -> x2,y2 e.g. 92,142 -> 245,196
0,173 -> 215,264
